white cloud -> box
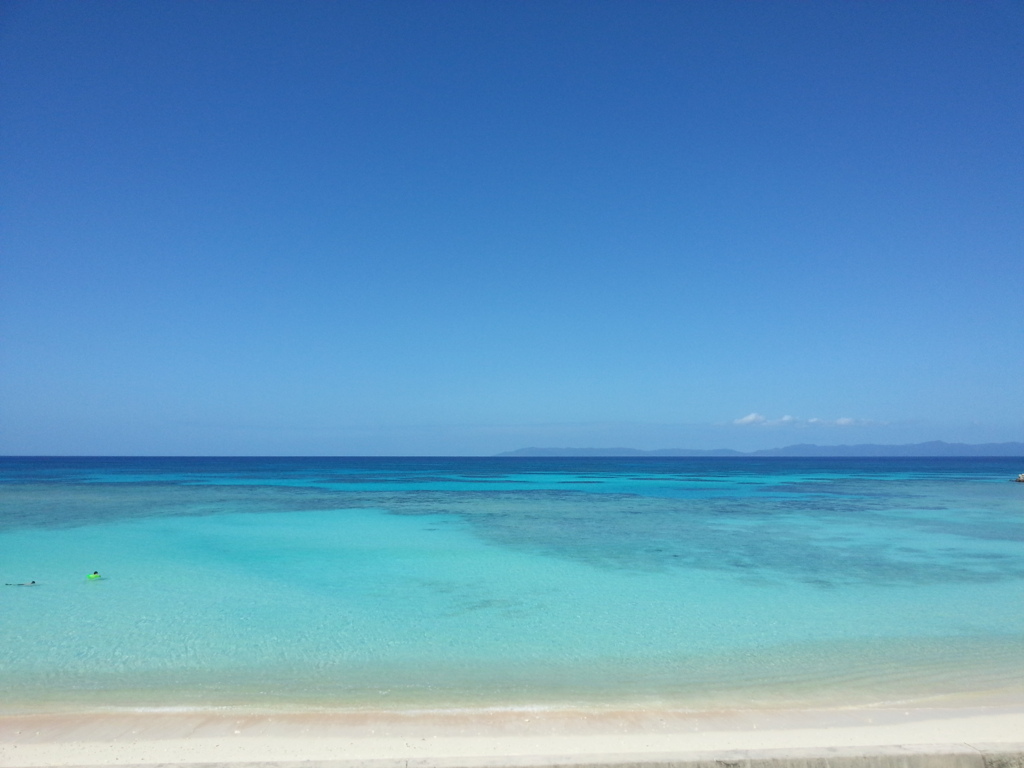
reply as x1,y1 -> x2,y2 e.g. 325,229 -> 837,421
734,414 -> 870,428
734,412 -> 767,425
809,416 -> 863,426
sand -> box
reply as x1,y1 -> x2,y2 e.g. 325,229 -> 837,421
2,706 -> 1023,768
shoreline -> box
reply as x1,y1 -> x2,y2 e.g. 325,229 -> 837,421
2,705 -> 1023,768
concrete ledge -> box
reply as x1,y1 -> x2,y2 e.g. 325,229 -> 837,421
26,744 -> 1024,768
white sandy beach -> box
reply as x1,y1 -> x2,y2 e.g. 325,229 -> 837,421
2,706 -> 1022,767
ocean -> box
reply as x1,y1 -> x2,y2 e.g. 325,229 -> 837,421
1,456 -> 1022,715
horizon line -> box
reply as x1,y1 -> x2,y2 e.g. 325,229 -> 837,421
2,438 -> 1024,460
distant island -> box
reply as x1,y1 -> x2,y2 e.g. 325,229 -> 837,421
497,441 -> 1024,458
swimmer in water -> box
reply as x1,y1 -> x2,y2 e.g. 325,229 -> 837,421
5,581 -> 37,586
87,571 -> 101,580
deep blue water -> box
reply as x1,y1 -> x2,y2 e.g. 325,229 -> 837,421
1,456 -> 1022,713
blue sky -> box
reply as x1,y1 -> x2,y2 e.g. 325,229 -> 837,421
1,1 -> 1022,455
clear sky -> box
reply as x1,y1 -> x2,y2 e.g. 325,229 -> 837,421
1,1 -> 1022,455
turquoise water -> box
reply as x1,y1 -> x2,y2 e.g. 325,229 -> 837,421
1,457 -> 1022,713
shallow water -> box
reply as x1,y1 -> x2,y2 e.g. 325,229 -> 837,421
1,457 -> 1022,713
